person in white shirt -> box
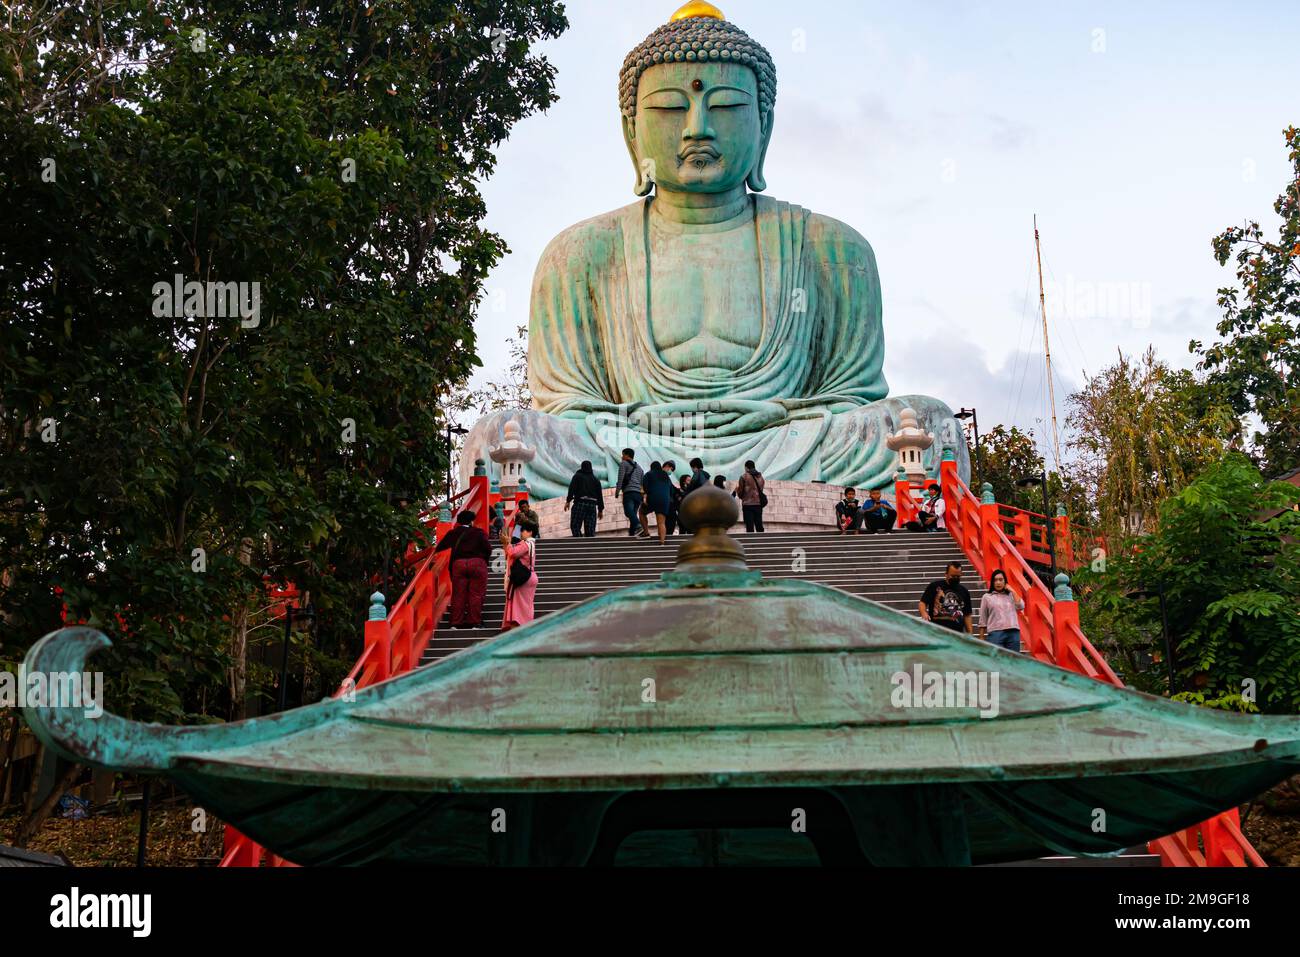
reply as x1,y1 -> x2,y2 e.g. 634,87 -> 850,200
910,483 -> 946,532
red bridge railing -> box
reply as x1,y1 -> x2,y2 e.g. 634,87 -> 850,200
937,453 -> 1264,867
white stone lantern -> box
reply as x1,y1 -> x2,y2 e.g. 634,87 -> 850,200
886,407 -> 934,483
488,419 -> 536,497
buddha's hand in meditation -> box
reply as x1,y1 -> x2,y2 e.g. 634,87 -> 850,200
628,399 -> 788,438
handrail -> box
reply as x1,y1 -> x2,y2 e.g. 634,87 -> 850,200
938,455 -> 1263,868
419,485 -> 474,522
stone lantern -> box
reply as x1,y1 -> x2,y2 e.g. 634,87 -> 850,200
886,407 -> 934,483
488,419 -> 536,498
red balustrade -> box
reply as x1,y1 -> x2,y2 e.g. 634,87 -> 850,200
938,455 -> 1264,868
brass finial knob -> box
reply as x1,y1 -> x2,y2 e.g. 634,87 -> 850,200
675,485 -> 747,570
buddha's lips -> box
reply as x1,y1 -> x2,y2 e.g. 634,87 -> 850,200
679,146 -> 719,162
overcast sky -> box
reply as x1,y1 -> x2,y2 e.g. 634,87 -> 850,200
467,0 -> 1296,459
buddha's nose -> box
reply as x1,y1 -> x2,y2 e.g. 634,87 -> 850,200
682,102 -> 714,141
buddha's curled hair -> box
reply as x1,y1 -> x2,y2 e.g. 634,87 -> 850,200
619,16 -> 777,117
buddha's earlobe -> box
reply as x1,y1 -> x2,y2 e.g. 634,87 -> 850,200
747,110 -> 775,193
622,115 -> 654,197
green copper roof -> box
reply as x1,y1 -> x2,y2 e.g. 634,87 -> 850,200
23,566 -> 1300,865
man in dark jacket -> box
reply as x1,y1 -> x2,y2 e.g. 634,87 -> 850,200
435,510 -> 492,628
613,448 -> 645,537
663,461 -> 682,535
685,457 -> 711,495
564,461 -> 604,537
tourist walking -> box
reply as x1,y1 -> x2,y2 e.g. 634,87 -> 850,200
663,461 -> 681,534
978,569 -> 1025,652
862,488 -> 896,533
713,474 -> 727,491
685,457 -> 710,495
642,461 -> 675,544
613,448 -> 645,537
564,460 -> 603,537
735,460 -> 767,533
835,487 -> 864,533
919,562 -> 973,634
500,518 -> 539,631
435,511 -> 491,628
674,474 -> 693,532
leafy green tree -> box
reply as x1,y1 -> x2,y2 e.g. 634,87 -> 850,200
0,1 -> 567,722
1194,125 -> 1300,477
1065,348 -> 1239,539
1075,453 -> 1300,713
973,423 -> 1091,528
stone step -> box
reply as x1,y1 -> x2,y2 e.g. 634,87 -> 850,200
439,583 -> 985,612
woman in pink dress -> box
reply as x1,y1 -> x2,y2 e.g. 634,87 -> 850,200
500,519 -> 539,630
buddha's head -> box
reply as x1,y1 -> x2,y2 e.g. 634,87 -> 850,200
619,3 -> 776,197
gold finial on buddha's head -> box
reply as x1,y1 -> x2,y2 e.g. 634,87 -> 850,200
670,1 -> 725,21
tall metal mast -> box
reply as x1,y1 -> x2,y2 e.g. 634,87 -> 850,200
1033,215 -> 1063,470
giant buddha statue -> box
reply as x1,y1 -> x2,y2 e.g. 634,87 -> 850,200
461,2 -> 969,500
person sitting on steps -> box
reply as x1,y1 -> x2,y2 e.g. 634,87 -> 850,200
861,487 -> 897,533
835,487 -> 864,534
907,483 -> 946,533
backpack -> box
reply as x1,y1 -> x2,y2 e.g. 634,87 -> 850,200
749,469 -> 769,508
508,540 -> 534,589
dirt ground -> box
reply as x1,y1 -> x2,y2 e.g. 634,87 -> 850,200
1,801 -> 224,867
1242,775 -> 1300,866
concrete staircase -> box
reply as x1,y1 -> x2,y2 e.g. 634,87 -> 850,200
422,529 -> 983,665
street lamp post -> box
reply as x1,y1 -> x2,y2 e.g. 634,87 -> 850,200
278,602 -> 315,713
1127,585 -> 1177,693
954,407 -> 981,485
1016,471 -> 1057,579
446,423 -> 469,499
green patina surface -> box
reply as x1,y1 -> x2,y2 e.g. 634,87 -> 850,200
23,561 -> 1300,865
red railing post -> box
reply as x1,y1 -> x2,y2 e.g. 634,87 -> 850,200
893,469 -> 916,527
222,825 -> 262,867
1202,810 -> 1242,866
1054,506 -> 1074,572
364,591 -> 391,683
1051,574 -> 1082,669
978,483 -> 1000,582
401,600 -> 416,674
939,452 -> 958,522
469,460 -> 490,535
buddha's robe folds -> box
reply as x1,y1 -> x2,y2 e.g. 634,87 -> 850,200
462,195 -> 969,500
